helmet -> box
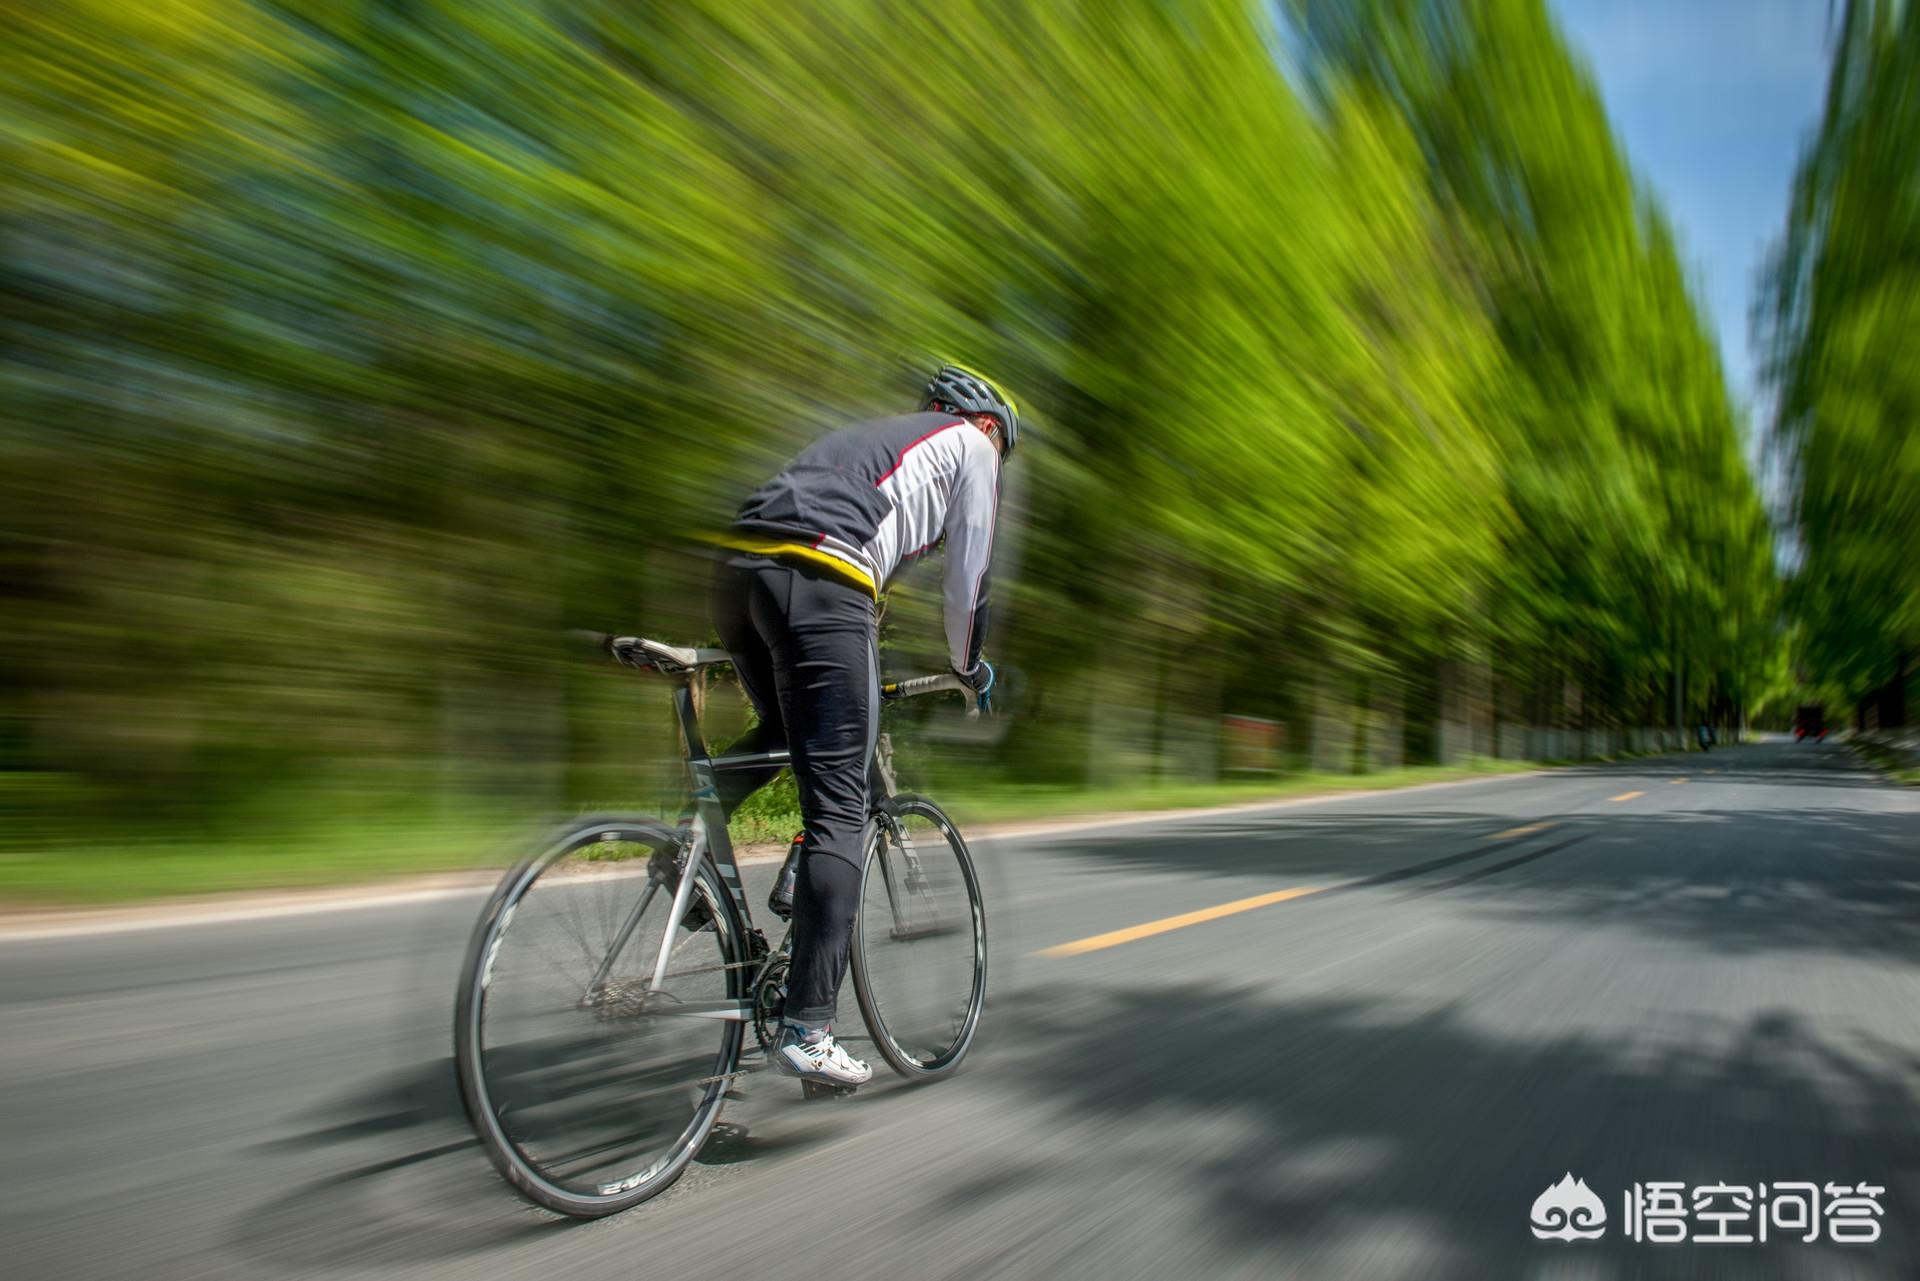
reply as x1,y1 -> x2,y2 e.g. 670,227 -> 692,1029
920,364 -> 1021,457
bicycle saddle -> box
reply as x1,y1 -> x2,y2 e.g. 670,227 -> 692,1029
633,638 -> 731,671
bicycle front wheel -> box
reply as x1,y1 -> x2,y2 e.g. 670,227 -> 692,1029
851,795 -> 987,1078
454,816 -> 746,1218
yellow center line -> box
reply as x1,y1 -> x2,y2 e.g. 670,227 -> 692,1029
1671,778 -> 1688,785
1038,818 -> 1570,959
1035,887 -> 1322,958
1609,790 -> 1645,802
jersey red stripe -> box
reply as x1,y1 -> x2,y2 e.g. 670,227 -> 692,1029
873,420 -> 965,486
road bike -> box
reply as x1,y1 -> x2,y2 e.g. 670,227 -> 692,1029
453,634 -> 989,1218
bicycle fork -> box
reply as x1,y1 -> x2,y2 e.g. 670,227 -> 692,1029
871,735 -> 933,938
872,811 -> 960,943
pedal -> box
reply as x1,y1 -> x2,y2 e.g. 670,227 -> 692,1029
801,1080 -> 858,1101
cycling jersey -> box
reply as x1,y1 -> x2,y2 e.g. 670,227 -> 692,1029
723,412 -> 1000,674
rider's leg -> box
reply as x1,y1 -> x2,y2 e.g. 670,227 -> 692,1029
758,566 -> 878,1036
713,558 -> 876,1084
769,840 -> 872,1087
782,831 -> 864,1023
709,555 -> 789,816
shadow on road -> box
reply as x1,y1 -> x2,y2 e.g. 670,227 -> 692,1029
254,1053 -> 466,1158
1448,805 -> 1920,963
878,741 -> 1920,1274
229,1045 -> 871,1269
1022,742 -> 1919,965
949,984 -> 1920,1277
230,1056 -> 556,1269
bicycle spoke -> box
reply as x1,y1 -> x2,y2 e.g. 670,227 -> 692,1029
459,823 -> 743,1215
853,799 -> 986,1078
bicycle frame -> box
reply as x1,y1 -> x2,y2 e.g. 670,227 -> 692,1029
671,680 -> 772,977
616,654 -> 961,1016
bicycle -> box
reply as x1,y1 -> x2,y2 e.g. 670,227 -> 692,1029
453,633 -> 989,1218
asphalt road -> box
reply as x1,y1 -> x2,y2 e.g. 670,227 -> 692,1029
6,738 -> 1920,1279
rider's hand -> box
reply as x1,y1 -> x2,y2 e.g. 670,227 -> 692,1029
955,659 -> 996,714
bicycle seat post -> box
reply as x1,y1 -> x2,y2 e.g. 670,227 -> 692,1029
668,665 -> 754,942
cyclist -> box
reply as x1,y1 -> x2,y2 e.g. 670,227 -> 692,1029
708,365 -> 1017,1091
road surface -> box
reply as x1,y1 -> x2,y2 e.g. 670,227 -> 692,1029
5,739 -> 1919,1279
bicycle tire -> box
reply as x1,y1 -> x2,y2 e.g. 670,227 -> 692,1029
851,794 -> 987,1078
454,815 -> 746,1218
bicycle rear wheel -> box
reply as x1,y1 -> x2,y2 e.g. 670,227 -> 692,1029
851,795 -> 987,1077
454,816 -> 746,1218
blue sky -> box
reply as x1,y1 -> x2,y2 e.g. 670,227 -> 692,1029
1547,0 -> 1833,413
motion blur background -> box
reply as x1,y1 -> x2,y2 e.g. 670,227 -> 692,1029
3,0 -> 1915,903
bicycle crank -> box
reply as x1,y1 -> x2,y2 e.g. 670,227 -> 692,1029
750,954 -> 789,1053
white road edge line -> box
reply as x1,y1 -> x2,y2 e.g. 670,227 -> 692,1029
977,768 -> 1551,843
0,767 -> 1563,942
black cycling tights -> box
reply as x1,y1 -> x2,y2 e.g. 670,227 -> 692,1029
710,555 -> 877,1027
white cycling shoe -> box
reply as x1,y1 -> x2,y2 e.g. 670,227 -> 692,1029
771,1023 -> 873,1088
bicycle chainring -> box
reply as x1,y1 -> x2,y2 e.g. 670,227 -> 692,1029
751,955 -> 789,1054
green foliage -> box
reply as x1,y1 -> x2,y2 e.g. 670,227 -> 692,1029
1767,0 -> 1920,720
2,0 -> 1775,858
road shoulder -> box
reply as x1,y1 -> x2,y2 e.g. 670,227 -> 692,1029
0,765 -> 1581,940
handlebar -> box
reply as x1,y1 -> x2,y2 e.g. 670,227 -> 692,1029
880,672 -> 971,701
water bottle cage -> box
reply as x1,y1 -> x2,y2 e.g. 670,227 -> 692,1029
768,834 -> 805,921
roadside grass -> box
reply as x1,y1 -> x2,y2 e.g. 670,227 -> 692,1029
0,787 -> 806,908
936,757 -> 1544,826
0,813 -> 521,906
1852,737 -> 1920,786
0,753 -> 1633,908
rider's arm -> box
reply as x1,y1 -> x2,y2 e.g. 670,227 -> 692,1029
942,429 -> 1000,678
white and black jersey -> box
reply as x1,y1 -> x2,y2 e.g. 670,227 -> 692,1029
724,412 -> 1001,675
